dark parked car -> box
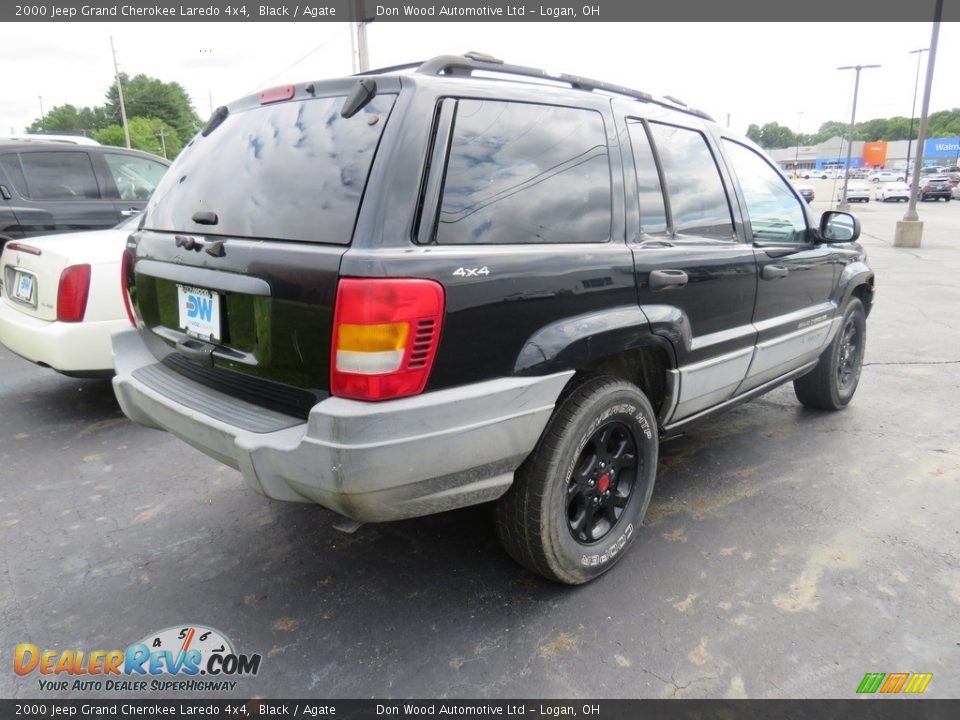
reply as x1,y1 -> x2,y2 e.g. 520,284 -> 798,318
919,176 -> 953,201
0,140 -> 169,250
112,53 -> 874,584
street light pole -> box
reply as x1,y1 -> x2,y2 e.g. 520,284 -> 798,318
794,110 -> 804,175
38,96 -> 45,131
904,48 -> 928,176
837,64 -> 881,210
895,0 -> 943,247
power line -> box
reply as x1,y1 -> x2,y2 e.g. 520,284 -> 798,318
246,38 -> 335,95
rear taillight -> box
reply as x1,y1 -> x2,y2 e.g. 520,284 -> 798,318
120,249 -> 136,326
57,265 -> 91,323
331,278 -> 445,401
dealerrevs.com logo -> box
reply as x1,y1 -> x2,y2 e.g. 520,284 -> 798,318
14,624 -> 262,693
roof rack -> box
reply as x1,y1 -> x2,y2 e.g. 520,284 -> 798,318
403,52 -> 714,122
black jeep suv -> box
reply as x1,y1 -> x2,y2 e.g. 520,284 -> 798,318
112,54 -> 874,584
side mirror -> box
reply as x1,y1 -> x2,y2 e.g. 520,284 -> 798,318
819,211 -> 860,243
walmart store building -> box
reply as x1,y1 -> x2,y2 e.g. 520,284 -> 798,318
770,136 -> 960,171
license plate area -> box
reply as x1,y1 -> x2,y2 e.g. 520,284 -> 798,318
13,270 -> 36,307
177,285 -> 222,342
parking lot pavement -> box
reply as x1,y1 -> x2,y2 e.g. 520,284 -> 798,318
2,201 -> 959,700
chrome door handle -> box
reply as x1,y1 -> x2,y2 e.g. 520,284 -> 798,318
649,269 -> 688,291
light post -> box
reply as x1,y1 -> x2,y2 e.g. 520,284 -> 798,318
904,48 -> 928,176
794,111 -> 804,176
895,0 -> 944,248
836,64 -> 881,210
38,96 -> 45,131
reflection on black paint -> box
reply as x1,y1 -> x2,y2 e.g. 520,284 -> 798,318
145,94 -> 396,244
435,100 -> 612,245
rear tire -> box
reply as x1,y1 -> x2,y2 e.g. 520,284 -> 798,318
494,376 -> 658,584
794,299 -> 866,411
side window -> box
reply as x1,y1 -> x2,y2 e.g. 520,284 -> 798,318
647,122 -> 734,239
104,153 -> 168,201
17,152 -> 101,201
721,140 -> 808,243
625,120 -> 667,234
432,100 -> 611,245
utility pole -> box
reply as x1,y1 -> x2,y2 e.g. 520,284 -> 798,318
156,126 -> 167,159
38,96 -> 46,131
110,36 -> 131,149
836,64 -> 881,210
356,22 -> 370,72
904,47 -> 928,176
895,0 -> 943,248
208,91 -> 214,116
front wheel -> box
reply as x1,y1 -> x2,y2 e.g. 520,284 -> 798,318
794,299 -> 866,411
495,376 -> 658,584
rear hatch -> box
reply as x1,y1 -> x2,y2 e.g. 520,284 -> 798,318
130,83 -> 397,417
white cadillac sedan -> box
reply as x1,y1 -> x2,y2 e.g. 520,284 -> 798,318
0,215 -> 138,377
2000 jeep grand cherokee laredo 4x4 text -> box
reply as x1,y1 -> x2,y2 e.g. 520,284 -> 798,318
112,53 -> 874,584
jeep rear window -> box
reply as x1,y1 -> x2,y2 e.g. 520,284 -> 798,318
144,94 -> 396,244
432,100 -> 611,245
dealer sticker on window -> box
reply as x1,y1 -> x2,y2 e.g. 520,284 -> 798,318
177,285 -> 221,341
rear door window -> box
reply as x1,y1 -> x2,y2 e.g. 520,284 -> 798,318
430,99 -> 611,245
647,122 -> 734,239
17,152 -> 101,200
145,94 -> 396,244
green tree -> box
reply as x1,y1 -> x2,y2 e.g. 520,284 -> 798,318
26,104 -> 109,136
104,73 -> 201,142
746,122 -> 796,149
94,117 -> 182,158
811,121 -> 850,144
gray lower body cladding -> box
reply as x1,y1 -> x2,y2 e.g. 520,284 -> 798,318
111,328 -> 573,522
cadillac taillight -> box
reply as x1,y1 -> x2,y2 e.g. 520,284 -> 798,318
57,265 -> 91,323
331,278 -> 445,401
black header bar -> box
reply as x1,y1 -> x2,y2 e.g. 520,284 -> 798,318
2,699 -> 960,720
3,0 -> 959,23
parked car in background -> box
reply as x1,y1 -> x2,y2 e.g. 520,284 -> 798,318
867,170 -> 905,183
838,182 -> 870,203
875,181 -> 912,202
0,140 -> 169,250
0,214 -> 139,376
794,183 -> 815,203
919,176 -> 953,201
919,166 -> 946,177
801,168 -> 828,179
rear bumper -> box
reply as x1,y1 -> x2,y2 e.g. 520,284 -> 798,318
0,298 -> 123,373
112,328 -> 572,522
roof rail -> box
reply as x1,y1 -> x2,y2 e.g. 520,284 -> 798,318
354,61 -> 424,76
411,52 -> 714,122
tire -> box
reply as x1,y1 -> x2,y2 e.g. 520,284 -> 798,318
494,376 -> 658,584
793,298 -> 866,411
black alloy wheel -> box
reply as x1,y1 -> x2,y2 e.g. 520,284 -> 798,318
566,420 -> 639,543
